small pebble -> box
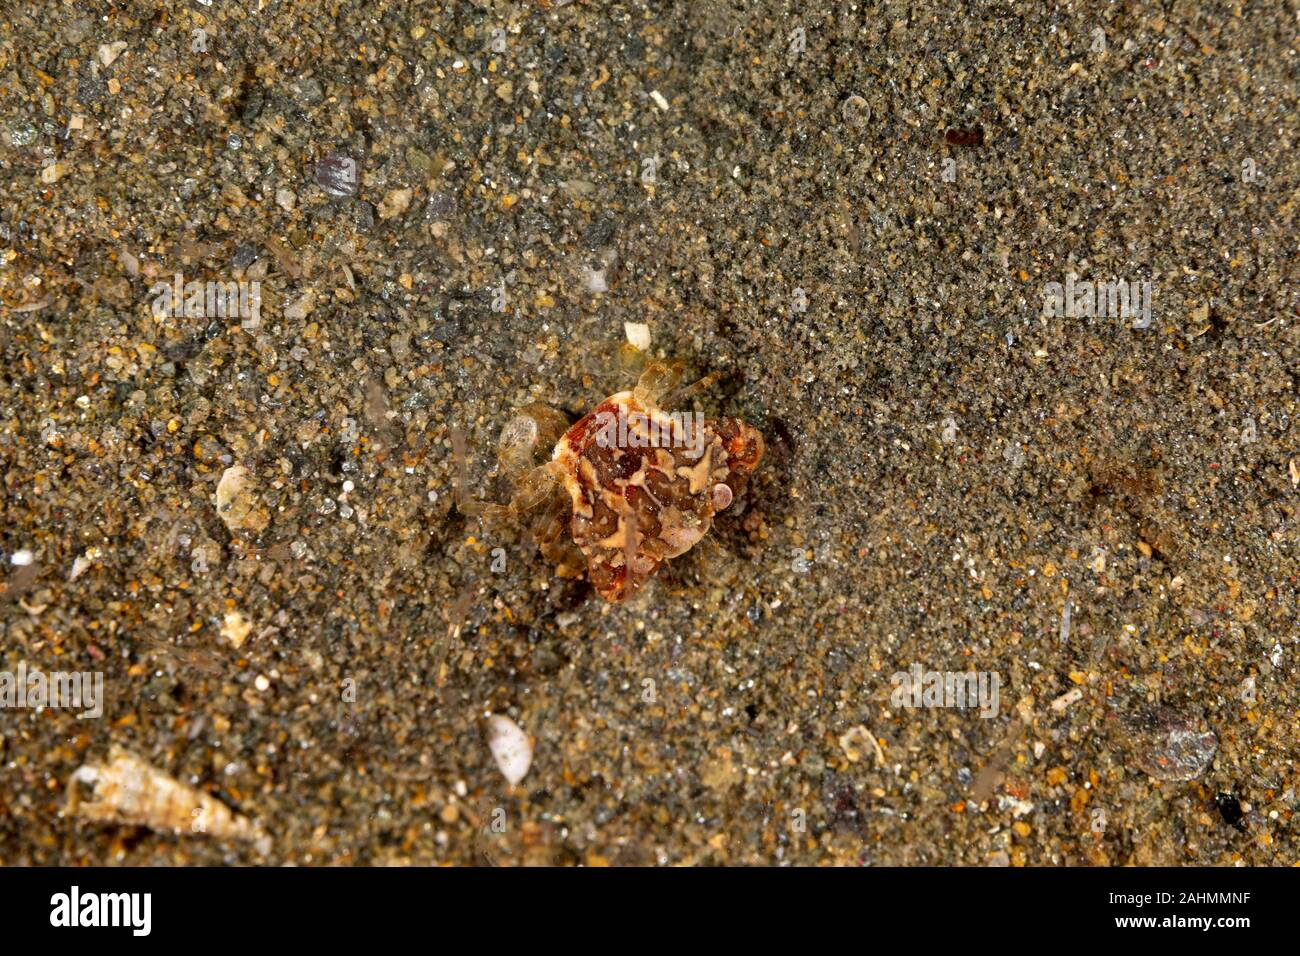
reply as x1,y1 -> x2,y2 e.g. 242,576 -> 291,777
9,120 -> 38,147
315,153 -> 358,198
222,610 -> 253,649
841,94 -> 870,127
378,187 -> 413,219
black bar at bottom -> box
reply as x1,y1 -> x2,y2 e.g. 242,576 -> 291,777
0,865 -> 1280,942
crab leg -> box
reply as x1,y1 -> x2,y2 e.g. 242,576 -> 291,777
632,360 -> 684,405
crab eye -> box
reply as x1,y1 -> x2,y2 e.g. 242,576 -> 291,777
711,483 -> 733,511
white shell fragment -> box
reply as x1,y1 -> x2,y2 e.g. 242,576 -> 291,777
97,41 -> 127,67
485,715 -> 532,785
215,464 -> 269,533
66,746 -> 266,845
838,725 -> 884,766
624,321 -> 651,352
221,610 -> 253,649
1051,687 -> 1085,714
69,546 -> 103,582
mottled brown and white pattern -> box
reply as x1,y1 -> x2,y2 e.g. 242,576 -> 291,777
456,362 -> 764,603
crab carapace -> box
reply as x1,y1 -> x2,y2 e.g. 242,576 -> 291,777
455,361 -> 764,603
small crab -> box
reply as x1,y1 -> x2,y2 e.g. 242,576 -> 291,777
455,361 -> 764,603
